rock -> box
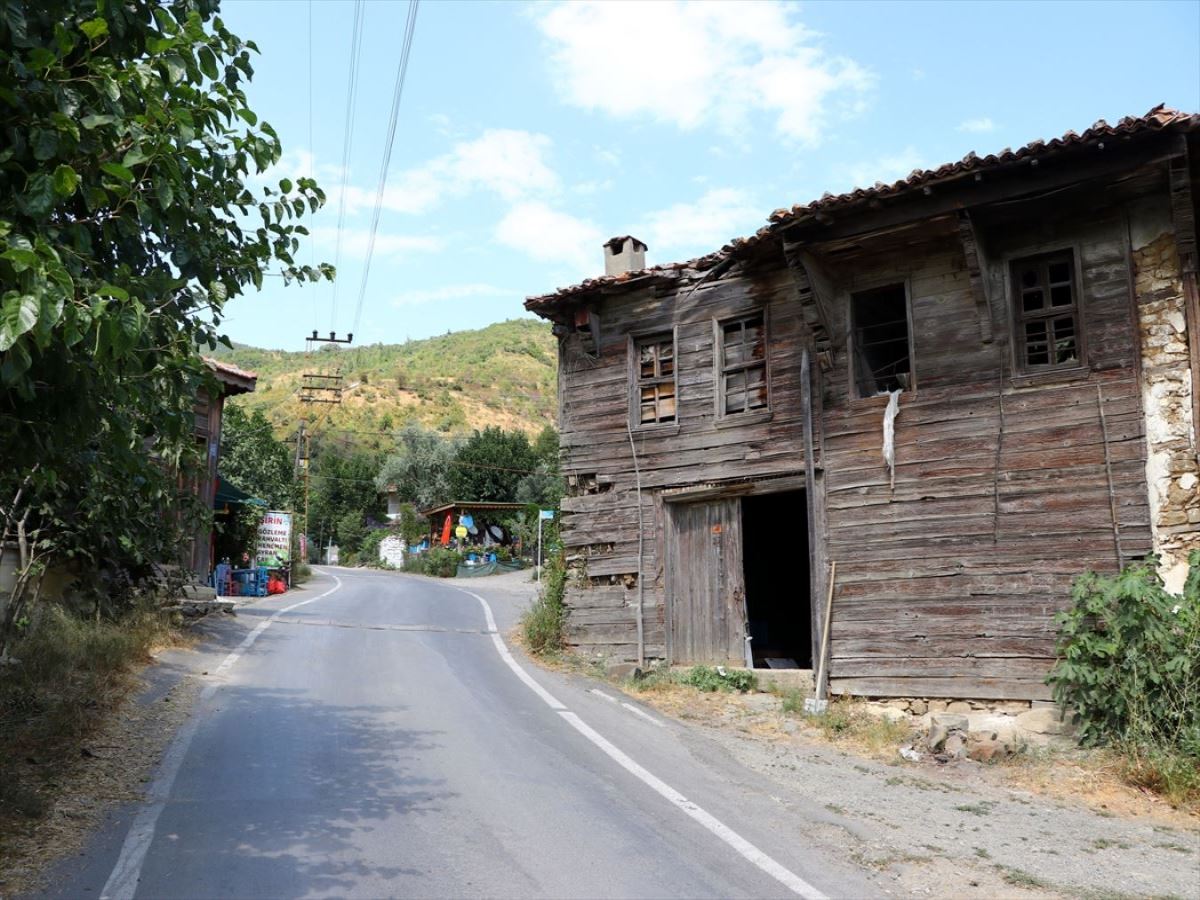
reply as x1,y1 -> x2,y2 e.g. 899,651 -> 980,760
946,701 -> 973,714
899,745 -> 922,762
927,713 -> 969,751
1017,707 -> 1073,736
908,699 -> 928,715
605,662 -> 641,680
967,731 -> 1017,763
942,733 -> 967,759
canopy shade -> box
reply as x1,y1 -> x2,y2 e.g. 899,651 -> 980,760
214,475 -> 267,509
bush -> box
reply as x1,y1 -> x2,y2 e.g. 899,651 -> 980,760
1048,553 -> 1200,751
400,548 -> 463,578
521,552 -> 566,655
1048,553 -> 1200,804
679,665 -> 757,693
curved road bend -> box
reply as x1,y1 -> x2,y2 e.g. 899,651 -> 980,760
51,567 -> 878,899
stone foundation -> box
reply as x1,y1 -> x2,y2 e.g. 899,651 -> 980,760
1134,228 -> 1200,592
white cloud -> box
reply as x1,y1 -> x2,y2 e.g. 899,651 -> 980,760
495,201 -> 604,272
309,226 -> 442,259
534,1 -> 872,144
390,283 -> 510,307
958,117 -> 997,133
638,188 -> 761,255
832,146 -> 926,193
327,129 -> 560,216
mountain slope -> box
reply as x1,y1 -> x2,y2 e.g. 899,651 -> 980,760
217,318 -> 558,443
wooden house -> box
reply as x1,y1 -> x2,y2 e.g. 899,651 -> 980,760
187,358 -> 257,577
525,106 -> 1200,702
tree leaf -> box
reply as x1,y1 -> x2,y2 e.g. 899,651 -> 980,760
197,45 -> 218,80
278,177 -> 292,193
94,283 -> 129,301
155,175 -> 174,209
163,54 -> 186,84
52,164 -> 79,197
0,293 -> 40,350
100,161 -> 134,182
79,17 -> 109,39
19,173 -> 56,216
80,113 -> 116,129
32,129 -> 58,161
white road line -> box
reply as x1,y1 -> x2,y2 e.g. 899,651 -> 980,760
589,688 -> 618,703
456,587 -> 826,900
621,701 -> 666,727
101,573 -> 344,900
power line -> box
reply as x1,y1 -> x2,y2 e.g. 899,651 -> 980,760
329,0 -> 366,332
352,0 -> 420,336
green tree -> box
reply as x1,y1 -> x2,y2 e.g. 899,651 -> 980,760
447,427 -> 537,502
308,446 -> 382,547
336,510 -> 366,556
219,404 -> 295,509
0,1 -> 329,654
375,424 -> 459,511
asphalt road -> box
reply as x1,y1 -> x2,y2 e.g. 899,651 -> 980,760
49,568 -> 878,899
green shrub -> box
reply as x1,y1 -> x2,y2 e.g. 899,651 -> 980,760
1048,553 -> 1200,805
1048,553 -> 1200,751
399,547 -> 463,578
521,552 -> 565,655
679,665 -> 757,693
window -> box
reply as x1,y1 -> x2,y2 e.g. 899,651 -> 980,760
719,313 -> 768,415
635,334 -> 677,425
1011,250 -> 1082,372
851,284 -> 911,396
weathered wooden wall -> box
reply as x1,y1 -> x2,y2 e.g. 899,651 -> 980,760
555,177 -> 1165,700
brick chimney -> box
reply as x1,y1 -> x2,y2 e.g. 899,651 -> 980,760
603,235 -> 647,277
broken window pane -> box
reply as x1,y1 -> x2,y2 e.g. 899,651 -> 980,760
719,313 -> 768,416
634,335 -> 677,424
1011,250 -> 1082,373
852,284 -> 911,395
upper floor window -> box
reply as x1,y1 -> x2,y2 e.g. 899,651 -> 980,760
719,312 -> 768,416
1011,250 -> 1082,372
635,334 -> 676,425
851,284 -> 912,396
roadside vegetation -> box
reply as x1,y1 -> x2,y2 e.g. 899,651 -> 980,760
0,599 -> 182,854
1048,552 -> 1200,806
521,551 -> 567,655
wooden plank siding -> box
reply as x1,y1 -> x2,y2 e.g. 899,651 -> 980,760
553,186 -> 1159,701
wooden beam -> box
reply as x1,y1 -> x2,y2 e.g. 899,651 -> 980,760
957,210 -> 995,344
781,241 -> 837,366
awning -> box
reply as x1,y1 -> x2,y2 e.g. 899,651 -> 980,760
214,476 -> 267,510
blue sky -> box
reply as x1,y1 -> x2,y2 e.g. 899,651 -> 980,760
218,0 -> 1199,350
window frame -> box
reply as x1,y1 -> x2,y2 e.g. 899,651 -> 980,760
1008,247 -> 1088,376
628,328 -> 680,430
847,278 -> 916,400
713,309 -> 771,421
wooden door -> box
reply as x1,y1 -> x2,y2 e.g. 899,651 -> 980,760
666,499 -> 747,666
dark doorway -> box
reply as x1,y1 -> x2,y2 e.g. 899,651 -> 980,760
741,490 -> 812,668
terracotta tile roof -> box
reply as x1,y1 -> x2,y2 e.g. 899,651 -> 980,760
204,357 -> 258,394
525,105 -> 1198,313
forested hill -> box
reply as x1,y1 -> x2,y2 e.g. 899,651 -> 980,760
214,318 -> 558,444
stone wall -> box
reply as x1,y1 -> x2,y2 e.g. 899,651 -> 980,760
1134,227 -> 1200,592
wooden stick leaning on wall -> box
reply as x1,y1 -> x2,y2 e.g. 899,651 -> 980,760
814,559 -> 837,703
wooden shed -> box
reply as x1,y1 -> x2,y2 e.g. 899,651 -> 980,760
526,106 -> 1200,702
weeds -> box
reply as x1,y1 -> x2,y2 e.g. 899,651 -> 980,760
997,866 -> 1051,889
805,699 -> 913,754
1048,552 -> 1200,807
0,601 -> 180,843
519,551 -> 565,655
678,665 -> 757,693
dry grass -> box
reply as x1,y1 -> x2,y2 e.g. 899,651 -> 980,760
0,601 -> 186,880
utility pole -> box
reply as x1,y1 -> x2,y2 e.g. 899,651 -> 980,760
303,430 -> 311,563
291,421 -> 305,583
